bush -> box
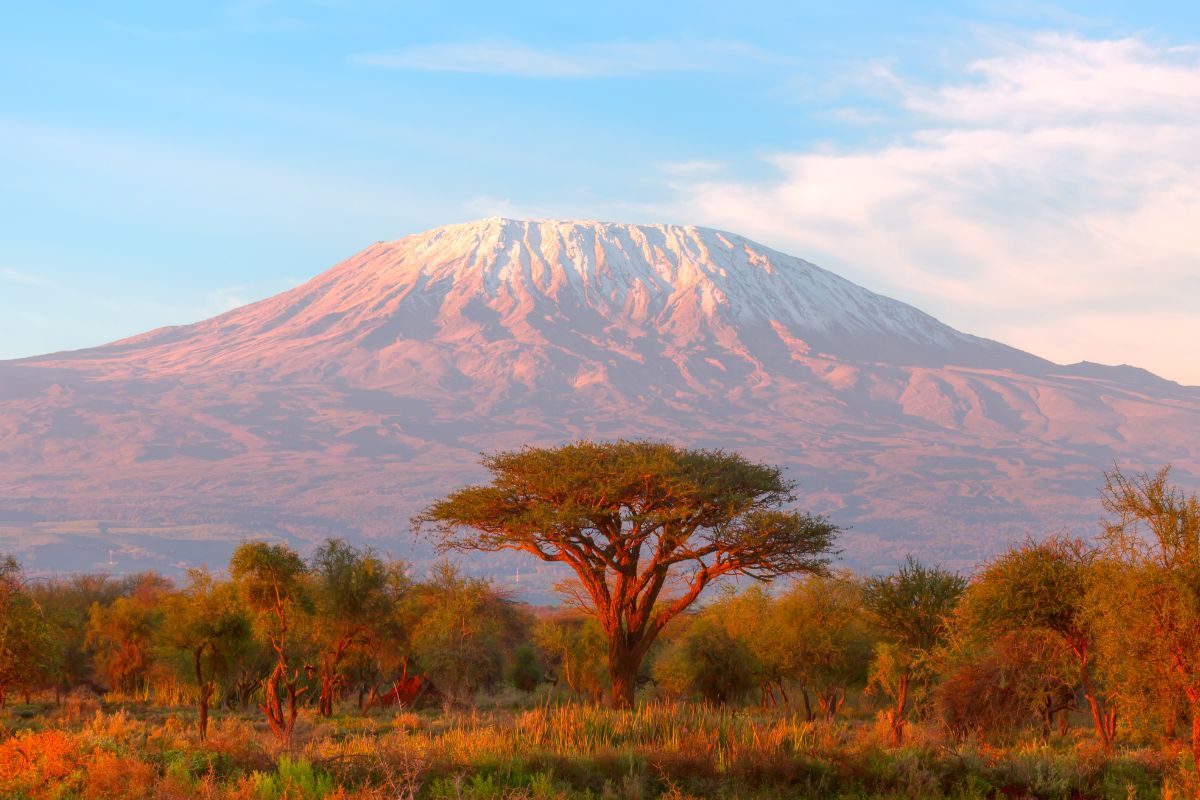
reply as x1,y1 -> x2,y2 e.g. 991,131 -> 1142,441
510,645 -> 543,693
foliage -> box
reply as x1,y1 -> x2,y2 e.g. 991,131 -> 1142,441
3,464 -> 1199,798
0,556 -> 59,706
863,556 -> 965,745
418,439 -> 840,708
30,573 -> 134,693
759,576 -> 875,717
509,644 -> 543,693
308,539 -> 408,716
157,568 -> 252,739
407,563 -> 524,705
85,587 -> 166,694
652,615 -> 759,703
957,537 -> 1115,750
1091,466 -> 1200,768
230,541 -> 311,741
935,628 -> 1076,742
533,612 -> 609,702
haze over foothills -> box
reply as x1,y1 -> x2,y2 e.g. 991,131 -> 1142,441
1,2 -> 1199,588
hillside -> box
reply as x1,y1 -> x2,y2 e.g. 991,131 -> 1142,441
2,218 -> 1197,587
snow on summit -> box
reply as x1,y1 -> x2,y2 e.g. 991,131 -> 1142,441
1,218 -> 1197,585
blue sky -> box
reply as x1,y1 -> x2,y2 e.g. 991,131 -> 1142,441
3,2 -> 1199,382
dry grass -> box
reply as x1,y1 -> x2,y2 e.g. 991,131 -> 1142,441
0,697 -> 1186,799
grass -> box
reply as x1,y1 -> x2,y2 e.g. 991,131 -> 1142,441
0,696 -> 1190,799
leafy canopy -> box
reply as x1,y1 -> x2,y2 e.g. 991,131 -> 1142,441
418,440 -> 839,628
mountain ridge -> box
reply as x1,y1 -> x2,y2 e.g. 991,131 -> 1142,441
1,218 -> 1197,588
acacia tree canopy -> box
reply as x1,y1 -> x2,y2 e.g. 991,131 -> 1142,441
416,439 -> 840,708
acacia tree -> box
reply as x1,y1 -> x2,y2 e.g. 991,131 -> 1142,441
158,569 -> 251,740
85,593 -> 164,695
230,542 -> 310,742
307,539 -> 404,717
961,537 -> 1116,751
1091,467 -> 1200,772
767,576 -> 874,719
406,563 -> 522,707
863,556 -> 965,746
417,440 -> 839,709
0,556 -> 57,706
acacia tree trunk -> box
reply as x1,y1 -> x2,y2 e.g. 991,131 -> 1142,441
609,649 -> 638,710
888,672 -> 910,747
1074,641 -> 1116,754
1081,675 -> 1117,754
262,661 -> 305,742
817,686 -> 845,719
800,686 -> 814,721
263,662 -> 286,739
608,631 -> 656,710
193,646 -> 214,741
318,671 -> 337,717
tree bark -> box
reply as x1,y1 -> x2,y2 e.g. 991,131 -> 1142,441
319,672 -> 336,717
800,686 -> 814,722
818,686 -> 845,719
888,672 -> 909,747
1083,687 -> 1117,754
1075,641 -> 1116,754
608,643 -> 639,710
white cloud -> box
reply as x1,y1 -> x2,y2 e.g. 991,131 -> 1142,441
355,39 -> 776,78
658,160 -> 726,178
463,195 -> 556,220
666,33 -> 1200,385
209,287 -> 249,312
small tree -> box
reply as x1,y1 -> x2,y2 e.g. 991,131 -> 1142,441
417,440 -> 839,708
766,575 -> 874,719
230,542 -> 310,742
307,539 -> 404,716
652,615 -> 759,704
863,556 -> 965,745
158,569 -> 251,740
509,645 -> 542,693
962,537 -> 1115,751
937,626 -> 1077,743
1092,467 -> 1200,772
406,563 -> 520,706
0,556 -> 58,706
85,593 -> 165,695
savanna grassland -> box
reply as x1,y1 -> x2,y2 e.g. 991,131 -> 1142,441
1,692 -> 1189,800
4,445 -> 1200,799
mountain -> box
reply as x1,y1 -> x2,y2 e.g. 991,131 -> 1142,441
1,218 -> 1197,587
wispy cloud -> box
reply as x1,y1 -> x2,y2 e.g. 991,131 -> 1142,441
354,39 -> 779,78
463,195 -> 555,220
1,267 -> 58,289
658,160 -> 726,178
665,32 -> 1200,385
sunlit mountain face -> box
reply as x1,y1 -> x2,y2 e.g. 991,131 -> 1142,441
2,218 -> 1197,589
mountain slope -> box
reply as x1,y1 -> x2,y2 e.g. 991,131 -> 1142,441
1,218 -> 1197,585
